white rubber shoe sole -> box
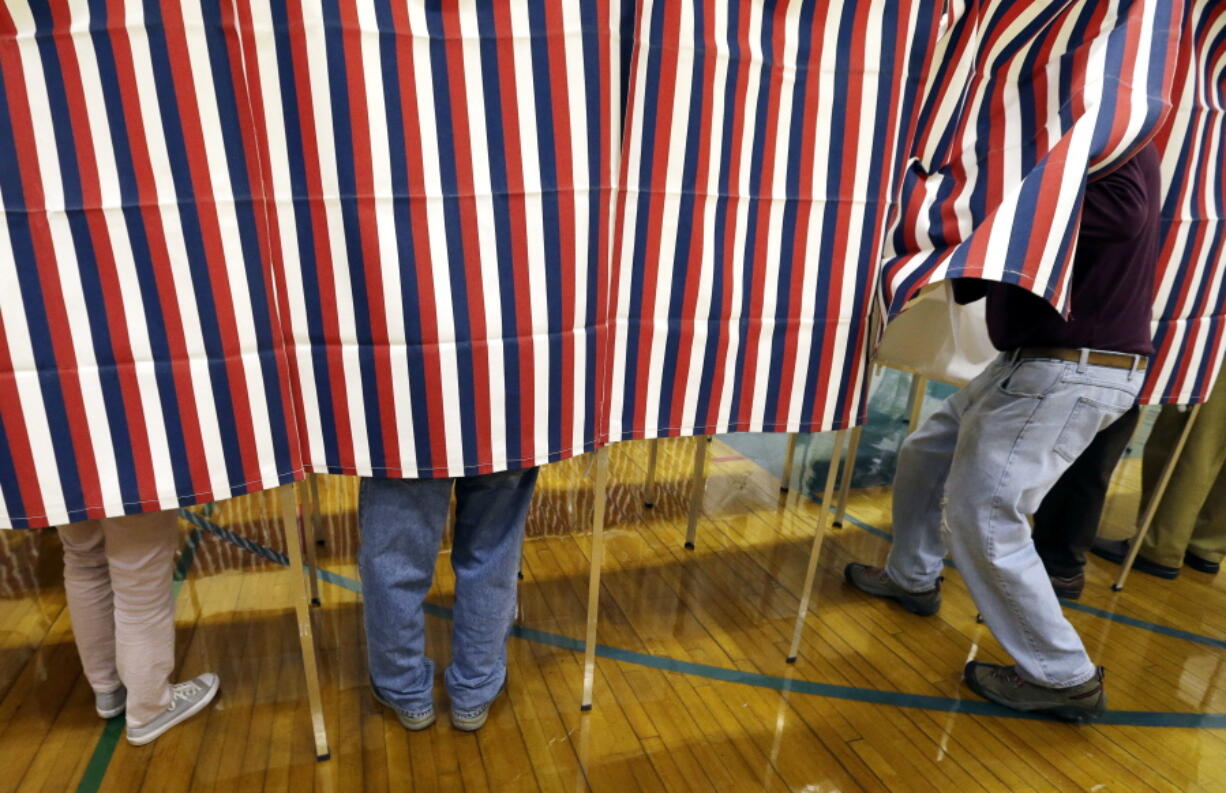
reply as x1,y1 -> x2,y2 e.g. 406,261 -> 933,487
126,673 -> 220,746
95,686 -> 126,719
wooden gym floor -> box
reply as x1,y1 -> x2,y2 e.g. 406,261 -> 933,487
1,432 -> 1225,792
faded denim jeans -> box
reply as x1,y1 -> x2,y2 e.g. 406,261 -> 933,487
359,468 -> 539,713
886,353 -> 1140,687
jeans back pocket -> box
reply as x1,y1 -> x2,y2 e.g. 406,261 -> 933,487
1053,397 -> 1127,463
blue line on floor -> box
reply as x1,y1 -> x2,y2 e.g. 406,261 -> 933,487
718,433 -> 1226,653
830,509 -> 1226,652
189,515 -> 1226,729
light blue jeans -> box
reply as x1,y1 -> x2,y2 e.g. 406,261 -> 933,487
887,353 -> 1140,687
359,468 -> 539,713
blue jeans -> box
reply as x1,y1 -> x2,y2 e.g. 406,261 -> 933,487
359,468 -> 539,713
886,354 -> 1140,687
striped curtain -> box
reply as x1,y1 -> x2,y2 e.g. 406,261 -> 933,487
606,0 -> 942,439
236,1 -> 623,479
880,0 -> 1183,318
0,0 -> 1213,528
1143,0 -> 1226,405
0,1 -> 300,528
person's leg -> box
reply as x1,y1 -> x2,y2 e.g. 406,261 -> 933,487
1139,373 -> 1226,567
358,476 -> 453,714
1187,461 -> 1226,568
945,359 -> 1137,688
881,363 -> 993,590
1033,405 -> 1139,579
57,519 -> 122,696
445,467 -> 539,712
100,509 -> 181,727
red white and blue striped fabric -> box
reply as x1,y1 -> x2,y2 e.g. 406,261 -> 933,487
0,0 -> 300,529
0,0 -> 1214,528
240,0 -> 622,479
606,0 -> 945,439
1143,0 -> 1226,405
881,0 -> 1183,321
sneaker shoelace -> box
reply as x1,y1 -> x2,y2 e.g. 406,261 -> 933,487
168,680 -> 202,711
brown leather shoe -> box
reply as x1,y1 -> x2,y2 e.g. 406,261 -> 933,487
964,662 -> 1106,723
1049,571 -> 1084,600
844,563 -> 941,616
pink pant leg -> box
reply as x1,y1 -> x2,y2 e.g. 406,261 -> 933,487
57,520 -> 121,695
103,510 -> 180,726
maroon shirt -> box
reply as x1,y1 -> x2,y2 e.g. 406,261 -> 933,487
953,144 -> 1161,356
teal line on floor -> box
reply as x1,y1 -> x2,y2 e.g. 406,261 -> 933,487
716,433 -> 1226,653
829,508 -> 1226,653
74,526 -> 204,793
190,514 -> 1226,729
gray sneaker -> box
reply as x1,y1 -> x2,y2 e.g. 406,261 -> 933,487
126,673 -> 220,746
450,679 -> 507,732
371,686 -> 436,731
964,662 -> 1106,722
95,685 -> 126,719
844,563 -> 941,616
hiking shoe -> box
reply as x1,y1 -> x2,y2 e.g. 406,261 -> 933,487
1049,571 -> 1084,600
1184,551 -> 1220,575
95,685 -> 126,719
372,686 -> 436,731
844,563 -> 941,616
1091,539 -> 1179,579
126,673 -> 220,746
451,679 -> 507,732
964,662 -> 1105,722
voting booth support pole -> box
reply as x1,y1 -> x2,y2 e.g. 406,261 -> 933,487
907,374 -> 928,431
309,475 -> 325,546
299,475 -> 322,607
278,483 -> 331,761
833,425 -> 863,528
780,434 -> 799,493
787,429 -> 846,663
685,437 -> 711,550
644,438 -> 660,508
580,446 -> 611,711
1114,403 -> 1202,591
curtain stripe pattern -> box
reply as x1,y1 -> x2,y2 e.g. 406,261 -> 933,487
0,0 -> 1216,528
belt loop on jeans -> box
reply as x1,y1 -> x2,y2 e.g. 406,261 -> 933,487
1129,354 -> 1141,381
1077,348 -> 1089,373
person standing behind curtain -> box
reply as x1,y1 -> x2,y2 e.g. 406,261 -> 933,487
1093,369 -> 1226,579
58,509 -> 220,745
844,143 -> 1161,722
1032,405 -> 1141,599
359,468 -> 538,732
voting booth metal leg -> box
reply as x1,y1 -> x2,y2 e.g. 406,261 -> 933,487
907,374 -> 928,432
299,475 -> 322,608
309,474 -> 326,546
278,484 -> 330,761
644,438 -> 660,508
780,434 -> 798,493
580,446 -> 611,711
833,425 -> 863,528
787,430 -> 846,663
1114,404 -> 1202,591
684,437 -> 710,550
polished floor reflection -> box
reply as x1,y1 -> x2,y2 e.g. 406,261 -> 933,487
1,427 -> 1224,792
